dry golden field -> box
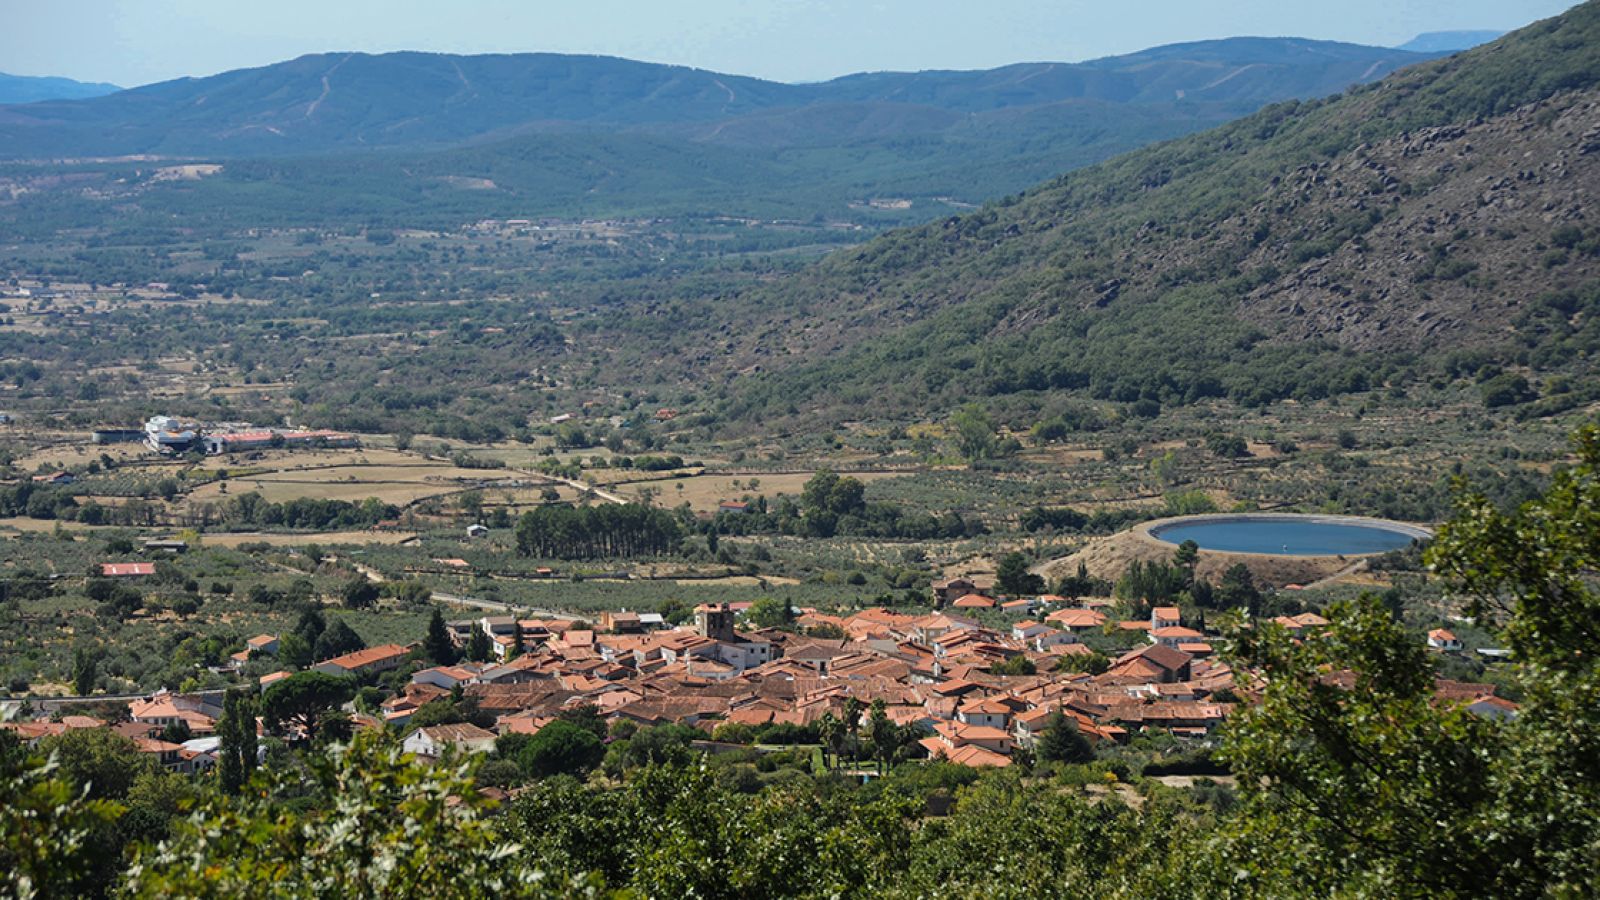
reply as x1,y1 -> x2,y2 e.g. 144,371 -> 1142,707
608,471 -> 904,514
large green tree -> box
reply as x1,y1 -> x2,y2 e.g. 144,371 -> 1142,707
995,551 -> 1044,596
261,671 -> 356,744
312,619 -> 366,663
518,721 -> 605,779
0,741 -> 124,899
1035,713 -> 1094,765
949,404 -> 999,461
1424,423 -> 1600,896
125,732 -> 586,899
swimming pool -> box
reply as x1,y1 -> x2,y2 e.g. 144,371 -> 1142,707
1147,514 -> 1429,556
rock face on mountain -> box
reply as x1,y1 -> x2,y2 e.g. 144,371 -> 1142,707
1235,94 -> 1598,352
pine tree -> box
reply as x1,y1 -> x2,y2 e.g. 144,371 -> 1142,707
1037,712 -> 1094,765
312,619 -> 366,663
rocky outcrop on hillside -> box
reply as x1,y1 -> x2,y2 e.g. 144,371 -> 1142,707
1234,92 -> 1599,352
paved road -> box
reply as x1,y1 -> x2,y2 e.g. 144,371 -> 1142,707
348,559 -> 583,622
19,688 -> 228,710
430,588 -> 583,622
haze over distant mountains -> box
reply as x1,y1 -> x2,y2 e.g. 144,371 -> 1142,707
1395,30 -> 1506,53
0,72 -> 120,105
0,38 -> 1440,159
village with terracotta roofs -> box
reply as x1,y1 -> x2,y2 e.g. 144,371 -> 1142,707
3,573 -> 1518,774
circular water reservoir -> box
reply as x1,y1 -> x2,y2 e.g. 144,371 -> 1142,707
1147,514 -> 1429,557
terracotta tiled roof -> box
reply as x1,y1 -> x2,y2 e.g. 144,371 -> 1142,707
318,643 -> 410,671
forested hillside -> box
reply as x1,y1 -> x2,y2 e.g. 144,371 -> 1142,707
0,39 -> 1446,235
703,4 -> 1600,428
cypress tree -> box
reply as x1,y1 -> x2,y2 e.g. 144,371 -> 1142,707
423,608 -> 458,665
466,627 -> 492,663
218,687 -> 259,794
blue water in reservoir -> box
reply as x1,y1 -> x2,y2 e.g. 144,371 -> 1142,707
1151,519 -> 1419,556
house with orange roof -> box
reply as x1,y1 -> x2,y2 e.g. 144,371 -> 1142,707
311,643 -> 411,678
1013,707 -> 1122,747
599,610 -> 643,634
1465,695 -> 1519,721
1104,644 -> 1193,685
129,691 -> 219,734
560,629 -> 596,651
934,743 -> 1013,767
1025,627 -> 1078,653
1011,620 -> 1052,641
1012,707 -> 1059,745
1427,628 -> 1463,651
476,653 -> 553,685
403,722 -> 497,758
956,695 -> 1027,729
133,737 -> 186,769
1151,606 -> 1182,630
925,719 -> 1014,759
1046,608 -> 1108,631
496,712 -> 557,736
0,720 -> 83,745
951,593 -> 997,610
100,562 -> 155,577
931,577 -> 977,605
1150,625 -> 1205,648
412,665 -> 480,690
909,613 -> 979,644
1272,613 -> 1332,637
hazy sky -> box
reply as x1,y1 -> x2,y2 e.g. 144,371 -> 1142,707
1,0 -> 1579,88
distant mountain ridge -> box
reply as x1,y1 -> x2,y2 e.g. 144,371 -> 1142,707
0,38 -> 1437,159
0,72 -> 120,105
1396,30 -> 1505,53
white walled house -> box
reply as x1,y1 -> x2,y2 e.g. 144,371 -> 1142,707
403,723 -> 497,758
